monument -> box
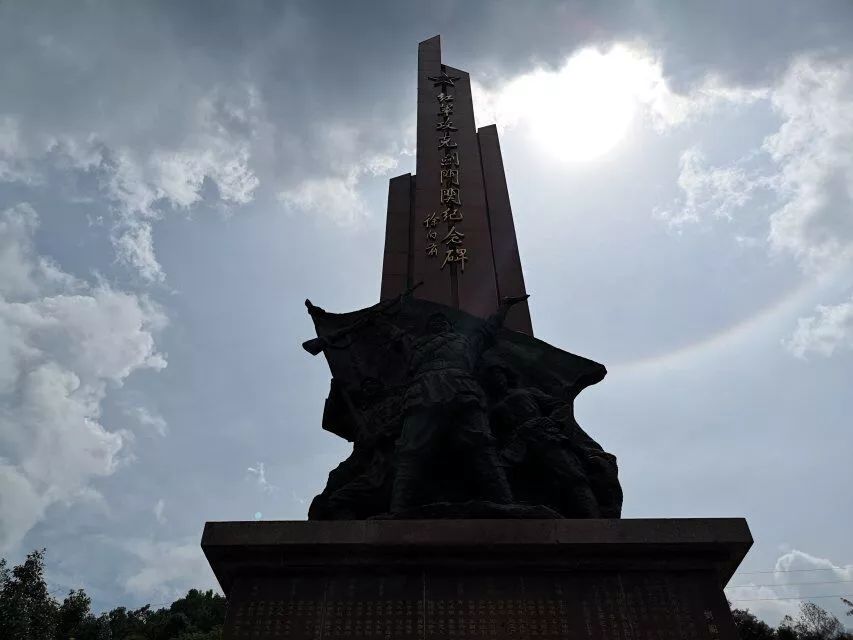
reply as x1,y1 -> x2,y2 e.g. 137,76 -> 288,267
203,36 -> 752,639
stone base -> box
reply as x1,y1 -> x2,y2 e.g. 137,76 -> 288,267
202,518 -> 752,640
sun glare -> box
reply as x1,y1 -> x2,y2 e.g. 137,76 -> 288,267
476,45 -> 667,163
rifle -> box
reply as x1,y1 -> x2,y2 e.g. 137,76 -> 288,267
302,281 -> 423,356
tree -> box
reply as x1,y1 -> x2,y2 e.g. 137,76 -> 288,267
107,604 -> 151,639
842,598 -> 853,618
0,549 -> 58,640
780,602 -> 848,640
56,588 -> 93,639
1,548 -> 227,640
168,589 -> 225,634
777,624 -> 799,640
731,605 -> 778,640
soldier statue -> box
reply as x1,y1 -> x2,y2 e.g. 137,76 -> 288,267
483,364 -> 622,518
380,295 -> 530,513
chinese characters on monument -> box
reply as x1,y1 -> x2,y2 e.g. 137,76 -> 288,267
425,71 -> 469,271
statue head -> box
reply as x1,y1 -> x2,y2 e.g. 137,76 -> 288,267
425,312 -> 452,334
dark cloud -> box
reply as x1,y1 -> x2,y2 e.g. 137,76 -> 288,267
2,0 -> 850,207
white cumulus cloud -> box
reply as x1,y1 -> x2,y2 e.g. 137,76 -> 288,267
783,295 -> 853,358
727,549 -> 853,627
658,55 -> 853,274
765,57 -> 853,274
0,85 -> 263,283
277,152 -> 398,226
122,537 -> 218,601
0,203 -> 166,551
656,148 -> 770,228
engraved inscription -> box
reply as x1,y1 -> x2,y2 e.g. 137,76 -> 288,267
224,570 -> 735,640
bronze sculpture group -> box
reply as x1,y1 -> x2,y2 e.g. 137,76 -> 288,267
304,292 -> 622,520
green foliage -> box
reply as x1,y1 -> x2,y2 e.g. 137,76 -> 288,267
726,601 -> 853,640
168,590 -> 226,635
0,550 -> 225,640
107,605 -> 151,639
0,549 -> 58,640
779,602 -> 849,640
731,605 -> 777,640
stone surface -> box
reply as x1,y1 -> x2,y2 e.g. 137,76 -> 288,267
202,518 -> 752,640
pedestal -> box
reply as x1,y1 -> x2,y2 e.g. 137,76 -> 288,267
202,518 -> 751,639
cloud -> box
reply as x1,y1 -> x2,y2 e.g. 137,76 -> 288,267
0,203 -> 166,551
277,152 -> 398,225
650,55 -> 853,359
126,406 -> 168,437
246,461 -> 276,494
122,538 -> 218,601
278,170 -> 367,225
727,549 -> 853,627
472,43 -> 766,162
0,116 -> 42,185
0,45 -> 263,282
112,221 -> 164,284
764,57 -> 853,274
783,295 -> 853,358
658,56 -> 853,272
1,0 -> 850,277
656,148 -> 770,228
651,54 -> 853,362
97,88 -> 262,281
153,499 -> 166,525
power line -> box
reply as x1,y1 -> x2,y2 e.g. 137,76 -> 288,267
727,580 -> 853,589
735,568 -> 851,576
730,594 -> 853,602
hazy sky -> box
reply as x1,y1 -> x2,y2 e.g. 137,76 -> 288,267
0,0 -> 851,626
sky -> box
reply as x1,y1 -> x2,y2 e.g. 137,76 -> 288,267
0,0 -> 851,627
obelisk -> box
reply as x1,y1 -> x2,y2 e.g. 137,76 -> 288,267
381,35 -> 533,335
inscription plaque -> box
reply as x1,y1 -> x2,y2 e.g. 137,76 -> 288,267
223,569 -> 738,639
227,576 -> 325,640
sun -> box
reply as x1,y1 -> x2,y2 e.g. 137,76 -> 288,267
529,49 -> 639,162
477,45 -> 658,163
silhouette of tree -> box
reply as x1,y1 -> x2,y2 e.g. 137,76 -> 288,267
0,549 -> 226,640
780,602 -> 849,640
731,605 -> 778,639
0,549 -> 58,640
